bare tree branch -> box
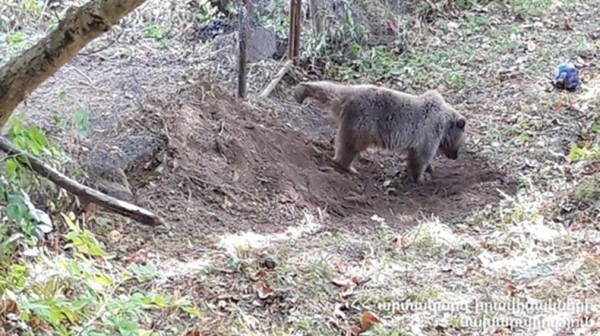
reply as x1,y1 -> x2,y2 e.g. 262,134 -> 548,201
0,0 -> 148,129
259,60 -> 293,98
0,137 -> 164,226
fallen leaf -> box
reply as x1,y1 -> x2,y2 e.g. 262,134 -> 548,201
447,21 -> 459,30
351,276 -> 368,286
564,16 -> 573,30
254,280 -> 274,299
505,281 -> 518,296
345,325 -> 361,336
123,249 -> 147,266
462,263 -> 479,276
586,253 -> 600,264
217,300 -> 228,309
552,101 -> 564,109
216,294 -> 239,301
334,259 -> 348,273
494,326 -> 508,334
401,235 -> 411,247
360,311 -> 381,331
48,232 -> 62,251
185,327 -> 202,336
0,299 -> 18,315
331,277 -> 355,290
109,230 -> 122,242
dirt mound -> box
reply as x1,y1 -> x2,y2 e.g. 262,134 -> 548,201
116,74 -> 511,237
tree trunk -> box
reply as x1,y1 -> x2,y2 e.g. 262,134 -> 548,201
0,0 -> 148,130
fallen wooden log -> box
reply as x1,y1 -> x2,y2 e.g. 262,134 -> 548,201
0,137 -> 164,226
259,60 -> 293,98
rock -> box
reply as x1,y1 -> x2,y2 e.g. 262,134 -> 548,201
78,130 -> 168,202
247,27 -> 277,62
92,168 -> 135,202
212,26 -> 278,63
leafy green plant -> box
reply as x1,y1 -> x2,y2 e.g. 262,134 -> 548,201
4,190 -> 53,245
0,115 -> 66,249
5,31 -> 26,45
513,0 -> 552,17
302,1 -> 369,60
574,175 -> 600,203
53,91 -> 90,142
568,143 -> 600,162
464,13 -> 491,30
128,262 -> 159,282
2,114 -> 64,197
195,0 -> 222,22
1,213 -> 201,334
143,22 -> 167,41
592,121 -> 600,134
21,0 -> 42,14
6,113 -> 60,159
0,120 -> 199,333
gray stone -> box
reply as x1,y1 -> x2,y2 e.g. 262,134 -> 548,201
247,27 -> 277,62
212,26 -> 278,63
79,131 -> 168,202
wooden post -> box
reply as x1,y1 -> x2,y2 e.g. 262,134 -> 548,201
287,0 -> 295,61
308,0 -> 323,36
288,0 -> 302,64
243,0 -> 253,22
237,0 -> 248,98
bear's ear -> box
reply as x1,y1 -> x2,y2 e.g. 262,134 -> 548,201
456,118 -> 466,129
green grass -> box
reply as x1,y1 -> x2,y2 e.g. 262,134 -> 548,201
574,175 -> 600,203
514,0 -> 554,17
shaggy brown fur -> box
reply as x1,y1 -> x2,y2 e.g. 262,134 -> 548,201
294,81 -> 467,183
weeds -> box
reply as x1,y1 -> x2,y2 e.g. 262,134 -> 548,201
143,22 -> 167,41
568,142 -> 600,162
0,117 -> 200,334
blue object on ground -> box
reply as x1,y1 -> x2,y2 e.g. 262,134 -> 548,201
554,62 -> 579,91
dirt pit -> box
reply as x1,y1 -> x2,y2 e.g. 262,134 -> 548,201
118,74 -> 513,239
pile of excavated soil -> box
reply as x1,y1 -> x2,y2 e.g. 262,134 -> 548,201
118,72 -> 512,237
